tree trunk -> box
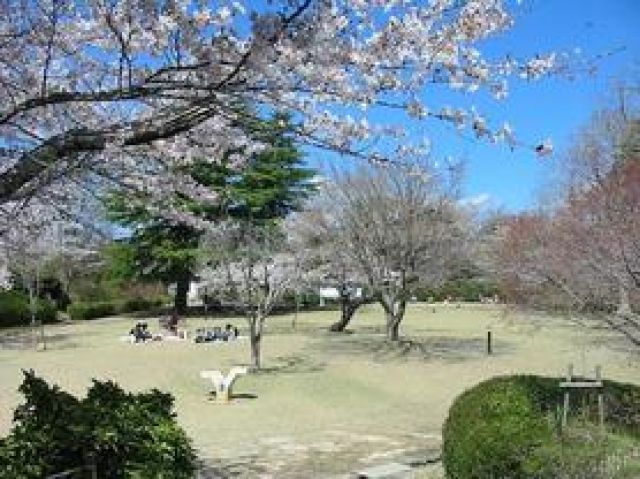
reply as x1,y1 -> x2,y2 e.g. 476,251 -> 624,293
28,282 -> 38,350
386,319 -> 400,341
382,296 -> 405,341
330,298 -> 362,332
249,317 -> 262,371
174,276 -> 190,314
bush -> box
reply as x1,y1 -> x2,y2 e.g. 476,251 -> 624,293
68,295 -> 168,320
443,375 -> 640,479
443,376 -> 555,479
0,291 -> 57,328
69,280 -> 116,303
119,295 -> 149,313
0,371 -> 196,478
119,295 -> 167,313
67,301 -> 116,321
524,426 -> 628,479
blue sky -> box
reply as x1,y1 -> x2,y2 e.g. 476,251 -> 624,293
456,0 -> 640,211
312,0 -> 640,212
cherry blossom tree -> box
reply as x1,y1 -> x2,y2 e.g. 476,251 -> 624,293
1,0 -> 563,229
0,217 -> 99,348
1,224 -> 50,349
200,221 -> 314,370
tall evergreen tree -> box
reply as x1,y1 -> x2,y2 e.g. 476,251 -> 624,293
106,115 -> 316,313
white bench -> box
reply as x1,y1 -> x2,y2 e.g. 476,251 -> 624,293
200,366 -> 248,403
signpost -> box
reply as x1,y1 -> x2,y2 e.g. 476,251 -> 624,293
560,364 -> 605,431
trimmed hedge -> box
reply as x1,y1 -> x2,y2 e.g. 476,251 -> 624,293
443,375 -> 640,479
67,296 -> 167,321
120,295 -> 167,313
0,291 -> 57,328
0,371 -> 196,478
67,301 -> 116,321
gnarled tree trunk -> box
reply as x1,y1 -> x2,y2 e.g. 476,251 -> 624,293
330,296 -> 365,332
386,317 -> 400,341
381,295 -> 406,341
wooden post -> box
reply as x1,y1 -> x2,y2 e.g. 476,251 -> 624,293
39,320 -> 46,351
562,364 -> 573,428
292,287 -> 299,330
486,330 -> 492,355
560,364 -> 604,432
595,365 -> 605,431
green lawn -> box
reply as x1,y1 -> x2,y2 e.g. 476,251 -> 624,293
1,303 -> 638,477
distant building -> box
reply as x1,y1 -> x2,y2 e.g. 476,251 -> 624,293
167,276 -> 212,308
318,286 -> 362,300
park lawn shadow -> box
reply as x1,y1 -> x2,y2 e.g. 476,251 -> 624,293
581,329 -> 640,357
351,324 -> 387,335
312,334 -> 513,363
230,392 -> 258,400
206,391 -> 258,402
263,322 -> 330,336
257,354 -> 326,375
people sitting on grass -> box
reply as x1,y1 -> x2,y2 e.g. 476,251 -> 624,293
194,325 -> 240,343
225,324 -> 239,340
130,322 -> 152,343
213,326 -> 223,340
126,317 -> 188,344
157,311 -> 188,339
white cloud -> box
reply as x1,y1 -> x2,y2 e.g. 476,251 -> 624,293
459,193 -> 491,208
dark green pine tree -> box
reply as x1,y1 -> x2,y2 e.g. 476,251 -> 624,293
105,115 -> 316,313
227,113 -> 317,223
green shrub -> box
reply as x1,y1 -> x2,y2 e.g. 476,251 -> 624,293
119,295 -> 167,313
524,426 -> 622,479
443,375 -> 640,479
68,295 -> 168,320
0,291 -> 57,328
67,301 -> 116,321
0,370 -> 196,478
69,280 -> 117,303
443,376 -> 554,479
569,380 -> 640,439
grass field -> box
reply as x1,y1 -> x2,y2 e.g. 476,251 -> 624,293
1,303 -> 638,478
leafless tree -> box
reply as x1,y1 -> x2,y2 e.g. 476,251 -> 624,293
290,207 -> 370,332
301,163 -> 469,341
493,98 -> 640,347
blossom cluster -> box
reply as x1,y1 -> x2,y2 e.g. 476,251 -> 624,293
0,0 -> 564,231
